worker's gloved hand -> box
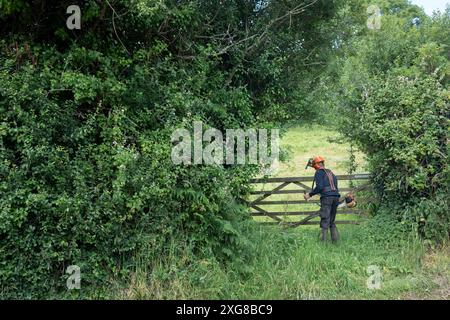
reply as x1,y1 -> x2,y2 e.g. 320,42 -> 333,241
304,193 -> 311,201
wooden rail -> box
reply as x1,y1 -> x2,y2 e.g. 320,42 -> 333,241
244,173 -> 371,228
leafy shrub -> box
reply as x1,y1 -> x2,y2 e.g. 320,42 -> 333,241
336,10 -> 449,241
0,1 -> 338,297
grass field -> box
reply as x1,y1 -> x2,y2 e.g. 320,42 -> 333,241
119,124 -> 449,300
276,123 -> 368,177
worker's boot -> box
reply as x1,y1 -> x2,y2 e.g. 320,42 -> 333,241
319,228 -> 328,242
330,226 -> 339,244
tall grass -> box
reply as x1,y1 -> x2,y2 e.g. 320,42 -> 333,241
113,219 -> 444,299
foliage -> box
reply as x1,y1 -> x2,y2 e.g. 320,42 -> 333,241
0,0 -> 338,297
331,4 -> 450,240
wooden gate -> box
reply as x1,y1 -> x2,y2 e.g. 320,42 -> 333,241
245,173 -> 371,227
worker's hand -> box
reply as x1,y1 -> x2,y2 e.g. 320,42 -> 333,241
304,193 -> 311,201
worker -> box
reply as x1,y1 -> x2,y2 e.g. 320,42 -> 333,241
304,156 -> 341,243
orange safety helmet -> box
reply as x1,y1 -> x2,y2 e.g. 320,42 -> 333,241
312,156 -> 325,170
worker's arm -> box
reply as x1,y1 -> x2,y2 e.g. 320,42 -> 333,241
309,170 -> 324,197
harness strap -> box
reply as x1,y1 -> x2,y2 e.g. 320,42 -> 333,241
324,169 -> 337,191
311,169 -> 337,192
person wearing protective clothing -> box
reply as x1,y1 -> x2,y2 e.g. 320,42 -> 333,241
304,156 -> 341,243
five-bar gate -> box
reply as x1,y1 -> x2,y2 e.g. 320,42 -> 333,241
245,173 -> 372,227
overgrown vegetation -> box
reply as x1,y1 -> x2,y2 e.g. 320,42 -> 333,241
113,220 -> 448,300
0,0 -> 448,299
0,0 -> 338,298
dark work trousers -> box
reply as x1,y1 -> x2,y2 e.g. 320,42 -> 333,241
319,196 -> 340,229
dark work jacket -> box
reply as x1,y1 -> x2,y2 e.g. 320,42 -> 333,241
309,168 -> 340,198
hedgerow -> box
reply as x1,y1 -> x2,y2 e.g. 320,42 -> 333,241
0,0 -> 337,297
335,7 -> 449,241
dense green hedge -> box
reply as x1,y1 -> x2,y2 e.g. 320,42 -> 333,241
335,6 -> 449,240
0,0 -> 337,297
353,75 -> 449,239
0,42 -> 256,297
